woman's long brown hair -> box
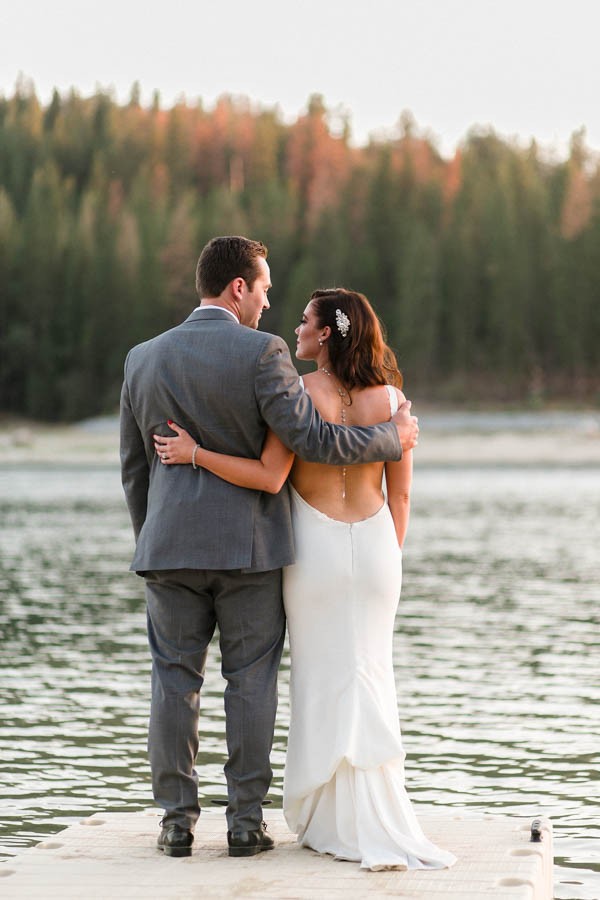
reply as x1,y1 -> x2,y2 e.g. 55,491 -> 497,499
309,288 -> 403,391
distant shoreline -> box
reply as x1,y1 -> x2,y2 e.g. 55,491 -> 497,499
1,410 -> 598,467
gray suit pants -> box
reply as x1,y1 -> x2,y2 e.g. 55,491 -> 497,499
144,567 -> 285,833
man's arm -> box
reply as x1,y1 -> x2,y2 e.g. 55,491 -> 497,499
255,336 -> 417,464
119,358 -> 150,540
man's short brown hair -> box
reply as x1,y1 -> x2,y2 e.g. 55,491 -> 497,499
195,236 -> 268,298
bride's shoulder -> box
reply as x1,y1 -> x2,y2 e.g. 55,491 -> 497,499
363,383 -> 405,402
300,371 -> 320,392
386,385 -> 406,417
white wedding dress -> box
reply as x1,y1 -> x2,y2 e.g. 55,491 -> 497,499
282,386 -> 456,871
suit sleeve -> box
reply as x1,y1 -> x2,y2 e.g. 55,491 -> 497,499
119,353 -> 150,539
255,335 -> 402,464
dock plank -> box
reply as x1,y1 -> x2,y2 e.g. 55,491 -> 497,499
0,808 -> 553,899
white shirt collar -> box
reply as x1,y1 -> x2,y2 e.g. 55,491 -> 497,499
194,305 -> 239,323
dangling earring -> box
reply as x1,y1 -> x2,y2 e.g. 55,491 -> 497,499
318,339 -> 323,346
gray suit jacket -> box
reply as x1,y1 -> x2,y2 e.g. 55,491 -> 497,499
120,308 -> 401,572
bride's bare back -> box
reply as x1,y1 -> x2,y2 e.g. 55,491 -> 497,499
291,371 -> 405,524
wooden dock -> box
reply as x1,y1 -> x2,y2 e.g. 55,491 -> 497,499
0,808 -> 553,899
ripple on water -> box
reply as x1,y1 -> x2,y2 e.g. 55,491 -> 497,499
0,464 -> 599,898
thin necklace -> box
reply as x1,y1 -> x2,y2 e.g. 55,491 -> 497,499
320,366 -> 352,500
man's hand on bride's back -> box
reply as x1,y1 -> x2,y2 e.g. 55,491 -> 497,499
392,400 -> 419,452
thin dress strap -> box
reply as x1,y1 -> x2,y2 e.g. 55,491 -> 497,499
385,384 -> 399,418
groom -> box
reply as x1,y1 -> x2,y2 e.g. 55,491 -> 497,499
120,236 -> 419,858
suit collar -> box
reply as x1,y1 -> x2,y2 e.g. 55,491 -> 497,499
184,306 -> 239,325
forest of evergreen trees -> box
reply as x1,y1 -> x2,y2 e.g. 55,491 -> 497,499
1,82 -> 599,421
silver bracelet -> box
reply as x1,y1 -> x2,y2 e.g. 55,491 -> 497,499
192,444 -> 201,470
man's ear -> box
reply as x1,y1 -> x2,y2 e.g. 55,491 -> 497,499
231,277 -> 245,301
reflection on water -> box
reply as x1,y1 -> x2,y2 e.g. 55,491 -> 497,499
0,464 -> 598,898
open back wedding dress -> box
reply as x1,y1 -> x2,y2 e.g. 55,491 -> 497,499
282,386 -> 456,871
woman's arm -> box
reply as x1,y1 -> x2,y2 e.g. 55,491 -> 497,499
153,422 -> 294,494
384,388 -> 412,547
385,450 -> 412,547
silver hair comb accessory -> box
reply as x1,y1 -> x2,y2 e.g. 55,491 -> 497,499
335,308 -> 350,338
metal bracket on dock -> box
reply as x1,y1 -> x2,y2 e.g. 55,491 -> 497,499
530,816 -> 549,842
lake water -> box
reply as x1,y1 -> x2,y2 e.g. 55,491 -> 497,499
0,462 -> 598,898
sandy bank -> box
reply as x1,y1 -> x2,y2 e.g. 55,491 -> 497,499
0,411 -> 599,467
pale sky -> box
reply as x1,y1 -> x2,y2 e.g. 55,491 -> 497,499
1,0 -> 599,158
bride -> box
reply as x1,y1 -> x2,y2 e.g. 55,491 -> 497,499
153,288 -> 456,871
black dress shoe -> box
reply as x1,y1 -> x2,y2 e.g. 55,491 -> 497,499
157,823 -> 194,857
227,821 -> 274,857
